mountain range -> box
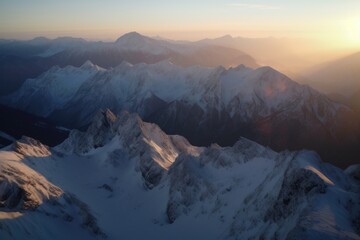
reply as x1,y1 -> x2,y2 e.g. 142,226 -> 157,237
2,60 -> 359,168
1,110 -> 359,239
0,32 -> 257,95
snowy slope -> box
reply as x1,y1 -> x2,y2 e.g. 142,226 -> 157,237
0,137 -> 106,240
3,61 -> 103,116
0,110 -> 359,239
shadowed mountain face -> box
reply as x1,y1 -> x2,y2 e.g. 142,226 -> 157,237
2,61 -> 359,168
350,90 -> 360,113
0,32 -> 258,95
0,104 -> 69,147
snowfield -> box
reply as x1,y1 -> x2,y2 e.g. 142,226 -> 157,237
0,110 -> 359,240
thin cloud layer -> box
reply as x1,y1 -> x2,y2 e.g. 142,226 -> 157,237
228,3 -> 281,10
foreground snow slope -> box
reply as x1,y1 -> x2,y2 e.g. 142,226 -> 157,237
0,110 -> 359,240
0,137 -> 105,240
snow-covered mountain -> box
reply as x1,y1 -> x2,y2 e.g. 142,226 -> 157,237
3,61 -> 104,116
0,110 -> 359,239
2,60 -> 359,167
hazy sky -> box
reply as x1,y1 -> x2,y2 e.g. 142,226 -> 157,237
1,0 -> 360,49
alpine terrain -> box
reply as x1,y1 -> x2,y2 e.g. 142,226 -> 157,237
0,110 -> 359,239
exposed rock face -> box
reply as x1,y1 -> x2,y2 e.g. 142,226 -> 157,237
265,168 -> 327,222
13,136 -> 51,157
59,109 -> 118,154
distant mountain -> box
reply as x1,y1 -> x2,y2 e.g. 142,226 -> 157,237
196,35 -> 328,75
2,61 -> 359,167
327,90 -> 360,130
0,110 -> 359,239
115,31 -> 171,54
305,52 -> 360,96
0,32 -> 258,95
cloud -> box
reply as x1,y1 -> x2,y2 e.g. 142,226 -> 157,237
227,3 -> 281,10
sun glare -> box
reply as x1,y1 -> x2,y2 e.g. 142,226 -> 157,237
345,18 -> 360,47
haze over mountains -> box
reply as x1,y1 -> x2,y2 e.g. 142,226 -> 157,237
0,32 -> 360,239
1,32 -> 358,97
0,32 -> 257,95
305,51 -> 360,96
302,51 -> 360,123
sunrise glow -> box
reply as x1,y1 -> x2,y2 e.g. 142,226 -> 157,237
0,0 -> 359,51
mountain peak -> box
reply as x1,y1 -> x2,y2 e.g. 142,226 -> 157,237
231,64 -> 251,72
90,108 -> 117,130
114,31 -> 168,54
115,31 -> 146,43
13,136 -> 51,157
253,65 -> 290,81
29,36 -> 51,44
219,34 -> 233,40
80,60 -> 95,69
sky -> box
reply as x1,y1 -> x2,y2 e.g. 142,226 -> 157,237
1,0 -> 360,49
